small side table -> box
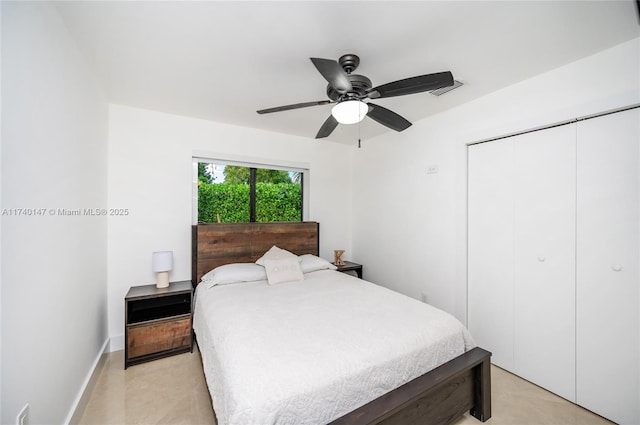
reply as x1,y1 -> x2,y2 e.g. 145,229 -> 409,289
124,280 -> 193,368
335,261 -> 363,279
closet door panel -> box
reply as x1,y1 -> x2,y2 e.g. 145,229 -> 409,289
513,124 -> 576,402
576,108 -> 639,425
468,139 -> 515,370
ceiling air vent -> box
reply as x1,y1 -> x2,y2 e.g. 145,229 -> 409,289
430,80 -> 463,96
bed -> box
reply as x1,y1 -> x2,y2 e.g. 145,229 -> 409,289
191,222 -> 491,425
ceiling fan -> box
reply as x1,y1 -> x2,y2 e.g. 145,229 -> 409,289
257,54 -> 455,139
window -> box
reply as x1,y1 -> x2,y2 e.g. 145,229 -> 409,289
194,160 -> 304,223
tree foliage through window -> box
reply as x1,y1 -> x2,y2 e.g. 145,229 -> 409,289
223,165 -> 292,184
198,163 -> 213,184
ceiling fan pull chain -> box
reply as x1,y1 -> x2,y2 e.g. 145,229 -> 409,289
358,115 -> 362,148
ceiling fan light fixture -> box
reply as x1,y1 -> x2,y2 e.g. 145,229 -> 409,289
331,100 -> 368,125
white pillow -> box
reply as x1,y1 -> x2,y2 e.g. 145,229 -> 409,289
263,257 -> 304,285
201,263 -> 267,288
299,254 -> 338,273
255,245 -> 298,266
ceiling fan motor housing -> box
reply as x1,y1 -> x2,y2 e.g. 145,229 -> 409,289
327,74 -> 372,101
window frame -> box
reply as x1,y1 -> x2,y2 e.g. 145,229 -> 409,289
192,156 -> 309,225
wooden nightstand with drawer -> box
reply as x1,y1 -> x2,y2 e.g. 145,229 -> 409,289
124,280 -> 193,368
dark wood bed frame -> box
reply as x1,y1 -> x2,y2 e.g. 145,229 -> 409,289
192,221 -> 491,425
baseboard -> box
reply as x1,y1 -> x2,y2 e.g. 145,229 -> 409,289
64,338 -> 110,425
109,334 -> 124,352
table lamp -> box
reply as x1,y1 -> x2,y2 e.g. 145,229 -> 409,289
152,251 -> 173,288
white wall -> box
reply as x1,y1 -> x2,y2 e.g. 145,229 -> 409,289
1,2 -> 109,424
352,38 -> 640,323
107,105 -> 353,347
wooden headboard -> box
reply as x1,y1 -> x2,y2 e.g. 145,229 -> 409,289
191,222 -> 319,285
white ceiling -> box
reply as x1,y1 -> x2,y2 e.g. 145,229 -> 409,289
55,1 -> 640,144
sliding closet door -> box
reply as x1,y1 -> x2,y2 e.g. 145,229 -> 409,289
468,139 -> 514,370
513,125 -> 576,402
576,108 -> 639,425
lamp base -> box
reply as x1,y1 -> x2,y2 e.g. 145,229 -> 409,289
156,271 -> 170,289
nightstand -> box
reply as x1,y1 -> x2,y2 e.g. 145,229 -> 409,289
335,261 -> 363,279
124,280 -> 193,369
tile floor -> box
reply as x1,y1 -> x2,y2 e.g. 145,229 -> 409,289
79,348 -> 613,425
452,367 -> 613,425
79,348 -> 215,424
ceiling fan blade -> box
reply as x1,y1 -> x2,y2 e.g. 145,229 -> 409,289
315,115 -> 339,139
366,103 -> 412,132
257,100 -> 332,114
310,58 -> 352,93
368,71 -> 454,99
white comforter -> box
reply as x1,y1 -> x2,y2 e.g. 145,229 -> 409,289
193,269 -> 475,425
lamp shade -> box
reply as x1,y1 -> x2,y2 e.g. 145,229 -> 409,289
152,251 -> 173,272
331,100 -> 368,124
